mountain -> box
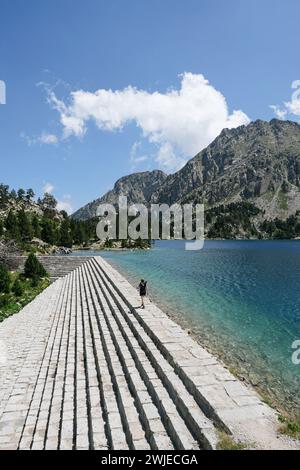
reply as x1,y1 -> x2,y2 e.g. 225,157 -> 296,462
72,170 -> 167,220
72,119 -> 300,238
151,119 -> 300,219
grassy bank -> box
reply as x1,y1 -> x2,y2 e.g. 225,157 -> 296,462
0,272 -> 50,323
0,254 -> 50,323
278,415 -> 300,441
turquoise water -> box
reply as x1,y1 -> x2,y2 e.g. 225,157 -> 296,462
75,241 -> 300,414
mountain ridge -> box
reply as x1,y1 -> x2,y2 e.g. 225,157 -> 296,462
72,170 -> 167,220
72,119 -> 300,227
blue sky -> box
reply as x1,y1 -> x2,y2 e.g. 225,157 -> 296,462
0,0 -> 300,213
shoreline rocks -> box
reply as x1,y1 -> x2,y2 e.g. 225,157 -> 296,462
52,246 -> 72,255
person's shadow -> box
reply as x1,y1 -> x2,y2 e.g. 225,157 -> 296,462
129,306 -> 140,313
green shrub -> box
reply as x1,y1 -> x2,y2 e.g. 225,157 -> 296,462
0,264 -> 11,293
217,431 -> 248,450
104,237 -> 113,248
278,415 -> 300,440
0,294 -> 10,308
24,253 -> 47,279
12,279 -> 24,297
30,275 -> 39,288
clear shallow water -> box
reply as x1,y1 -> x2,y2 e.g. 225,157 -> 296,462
74,241 -> 300,414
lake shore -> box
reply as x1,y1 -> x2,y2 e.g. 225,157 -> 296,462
98,244 -> 300,423
106,261 -> 279,405
97,255 -> 299,449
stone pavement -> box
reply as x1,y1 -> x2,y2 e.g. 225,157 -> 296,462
0,257 -> 298,450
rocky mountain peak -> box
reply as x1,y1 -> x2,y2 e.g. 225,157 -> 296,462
72,170 -> 167,220
73,120 -> 300,223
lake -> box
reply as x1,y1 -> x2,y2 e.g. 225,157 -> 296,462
73,240 -> 300,416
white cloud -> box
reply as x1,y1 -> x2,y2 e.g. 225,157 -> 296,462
156,142 -> 186,171
47,73 -> 250,172
21,131 -> 58,146
270,80 -> 300,120
41,183 -> 73,214
39,133 -> 58,144
43,182 -> 54,194
270,105 -> 287,120
130,142 -> 149,169
57,194 -> 73,214
57,201 -> 73,213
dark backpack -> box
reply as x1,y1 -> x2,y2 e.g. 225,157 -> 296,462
140,281 -> 147,295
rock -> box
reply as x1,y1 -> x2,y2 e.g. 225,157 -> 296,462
31,238 -> 49,249
52,246 -> 72,255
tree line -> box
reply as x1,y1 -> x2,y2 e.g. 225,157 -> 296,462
0,183 -> 97,248
205,202 -> 300,239
0,209 -> 97,247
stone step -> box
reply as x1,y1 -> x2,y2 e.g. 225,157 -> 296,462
77,266 -> 128,450
91,258 -> 218,450
86,261 -> 200,450
1,256 -> 294,450
74,268 -> 106,450
82,262 -> 175,450
79,265 -> 150,450
18,272 -> 75,450
0,257 -> 217,450
0,276 -> 70,449
93,258 -> 227,430
93,257 -> 220,440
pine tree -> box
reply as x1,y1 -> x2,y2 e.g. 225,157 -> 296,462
32,215 -> 41,238
41,193 -> 57,210
0,264 -> 11,293
17,188 -> 26,201
41,218 -> 56,244
72,221 -> 87,245
12,278 -> 23,297
5,210 -> 19,239
0,184 -> 10,207
10,189 -> 17,199
24,253 -> 47,279
40,193 -> 58,219
59,219 -> 72,247
26,188 -> 35,201
18,210 -> 33,241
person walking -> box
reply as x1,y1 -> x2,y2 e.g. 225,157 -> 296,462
138,279 -> 147,309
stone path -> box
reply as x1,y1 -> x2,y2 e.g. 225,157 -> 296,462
0,257 -> 299,450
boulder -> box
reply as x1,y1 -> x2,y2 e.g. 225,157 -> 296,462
52,246 -> 72,255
